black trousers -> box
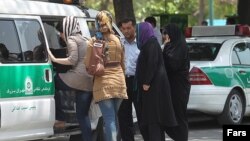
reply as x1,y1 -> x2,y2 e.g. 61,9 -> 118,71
118,76 -> 147,141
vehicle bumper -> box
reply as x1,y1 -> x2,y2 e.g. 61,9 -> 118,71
187,85 -> 231,115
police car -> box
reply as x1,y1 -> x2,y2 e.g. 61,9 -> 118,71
186,25 -> 250,125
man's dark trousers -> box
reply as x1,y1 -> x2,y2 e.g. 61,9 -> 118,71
118,76 -> 146,141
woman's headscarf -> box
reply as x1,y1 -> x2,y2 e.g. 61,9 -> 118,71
162,23 -> 189,72
162,23 -> 187,51
95,10 -> 113,33
162,23 -> 183,44
62,16 -> 81,42
136,22 -> 155,50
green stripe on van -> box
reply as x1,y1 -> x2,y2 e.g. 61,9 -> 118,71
0,64 -> 54,98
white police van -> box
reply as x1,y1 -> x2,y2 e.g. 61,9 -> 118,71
0,0 -> 122,140
186,25 -> 250,125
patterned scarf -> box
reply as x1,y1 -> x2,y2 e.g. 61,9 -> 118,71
62,16 -> 81,42
95,10 -> 113,34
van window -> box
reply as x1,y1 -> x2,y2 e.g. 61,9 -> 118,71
0,20 -> 22,62
40,16 -> 68,48
86,21 -> 96,37
15,20 -> 47,62
43,21 -> 66,48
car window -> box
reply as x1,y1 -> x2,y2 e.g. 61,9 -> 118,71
0,20 -> 22,63
232,48 -> 240,65
232,42 -> 250,65
187,43 -> 221,61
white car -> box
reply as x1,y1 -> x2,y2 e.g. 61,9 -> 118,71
186,25 -> 250,125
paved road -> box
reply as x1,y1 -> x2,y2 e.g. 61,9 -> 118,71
45,119 -> 221,141
44,117 -> 250,141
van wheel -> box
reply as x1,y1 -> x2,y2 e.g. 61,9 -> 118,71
69,134 -> 82,141
217,89 -> 244,125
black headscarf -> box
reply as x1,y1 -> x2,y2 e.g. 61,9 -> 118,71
162,23 -> 189,72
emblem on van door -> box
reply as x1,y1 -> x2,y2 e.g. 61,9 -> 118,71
25,77 -> 33,95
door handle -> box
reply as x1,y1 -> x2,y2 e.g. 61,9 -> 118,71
44,69 -> 52,83
238,70 -> 246,74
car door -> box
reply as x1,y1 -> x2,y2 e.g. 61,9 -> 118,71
231,42 -> 250,99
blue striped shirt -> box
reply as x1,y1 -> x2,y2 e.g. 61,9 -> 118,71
121,38 -> 140,76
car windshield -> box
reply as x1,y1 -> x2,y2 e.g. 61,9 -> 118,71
187,43 -> 222,61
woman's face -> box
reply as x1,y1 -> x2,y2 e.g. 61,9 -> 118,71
99,22 -> 109,33
162,33 -> 170,43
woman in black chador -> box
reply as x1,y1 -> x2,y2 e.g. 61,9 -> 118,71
162,23 -> 191,141
135,22 -> 177,141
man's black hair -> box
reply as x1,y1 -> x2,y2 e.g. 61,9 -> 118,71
201,20 -> 208,26
117,18 -> 136,28
0,43 -> 9,59
144,16 -> 156,27
226,17 -> 236,25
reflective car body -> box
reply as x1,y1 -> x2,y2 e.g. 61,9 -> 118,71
186,25 -> 250,124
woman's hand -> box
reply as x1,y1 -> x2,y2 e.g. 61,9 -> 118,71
143,84 -> 150,91
47,48 -> 57,63
47,48 -> 72,65
162,34 -> 170,45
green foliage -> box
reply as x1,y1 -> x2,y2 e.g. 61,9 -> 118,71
134,0 -> 198,26
214,0 -> 237,18
85,0 -> 100,9
84,0 -> 236,26
85,0 -> 114,14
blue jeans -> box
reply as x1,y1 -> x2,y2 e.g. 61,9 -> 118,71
54,74 -> 93,141
98,98 -> 122,141
75,91 -> 93,141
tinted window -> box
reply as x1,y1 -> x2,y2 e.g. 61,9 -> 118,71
15,20 -> 47,62
41,17 -> 67,48
187,43 -> 221,61
232,42 -> 250,65
0,20 -> 22,63
43,21 -> 64,49
87,21 -> 96,37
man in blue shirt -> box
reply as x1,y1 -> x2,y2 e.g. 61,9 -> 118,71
145,16 -> 162,45
118,18 -> 146,141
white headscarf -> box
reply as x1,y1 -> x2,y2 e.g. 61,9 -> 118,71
62,16 -> 81,42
